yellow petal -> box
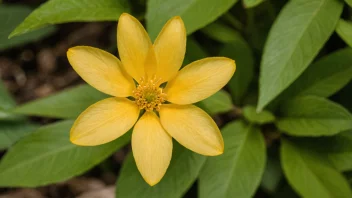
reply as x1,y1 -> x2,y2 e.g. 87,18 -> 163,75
117,13 -> 152,82
154,16 -> 186,83
164,57 -> 236,104
144,46 -> 157,80
67,46 -> 135,97
159,104 -> 224,156
132,112 -> 172,186
71,97 -> 139,146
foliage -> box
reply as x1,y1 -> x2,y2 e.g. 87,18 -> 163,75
0,4 -> 55,50
1,0 -> 352,197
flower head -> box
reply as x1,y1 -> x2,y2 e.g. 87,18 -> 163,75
67,13 -> 236,186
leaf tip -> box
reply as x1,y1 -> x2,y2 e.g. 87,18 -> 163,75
8,31 -> 17,39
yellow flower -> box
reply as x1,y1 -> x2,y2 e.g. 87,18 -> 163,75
67,13 -> 236,186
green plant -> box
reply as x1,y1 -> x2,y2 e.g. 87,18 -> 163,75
1,0 -> 352,197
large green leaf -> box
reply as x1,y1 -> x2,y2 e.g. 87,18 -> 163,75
336,19 -> 352,47
243,0 -> 264,8
276,96 -> 352,136
0,120 -> 130,187
9,0 -> 130,38
257,0 -> 343,111
218,39 -> 254,105
0,122 -> 38,150
243,106 -> 275,124
14,84 -> 108,119
200,90 -> 233,115
0,5 -> 55,50
199,121 -> 266,198
276,48 -> 352,104
116,142 -> 206,198
146,0 -> 238,40
281,139 -> 352,198
304,131 -> 352,172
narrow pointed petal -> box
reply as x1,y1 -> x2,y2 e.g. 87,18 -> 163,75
164,57 -> 236,104
71,97 -> 139,146
118,13 -> 152,82
159,104 -> 224,156
144,46 -> 158,80
132,112 -> 172,186
67,46 -> 135,97
154,16 -> 186,83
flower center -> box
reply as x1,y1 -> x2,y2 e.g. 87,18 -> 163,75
133,77 -> 166,111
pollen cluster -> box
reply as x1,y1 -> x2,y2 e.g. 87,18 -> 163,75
133,77 -> 167,111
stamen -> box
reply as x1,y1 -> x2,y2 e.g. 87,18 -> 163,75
133,76 -> 166,111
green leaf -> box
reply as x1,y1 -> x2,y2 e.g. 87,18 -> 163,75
0,80 -> 16,121
219,40 -> 254,105
336,19 -> 352,47
0,120 -> 130,187
283,132 -> 352,172
199,121 -> 266,198
0,80 -> 16,110
261,153 -> 283,193
281,139 -> 352,198
0,110 -> 23,121
321,130 -> 352,172
146,0 -> 239,40
328,132 -> 352,172
246,4 -> 274,51
345,0 -> 352,7
200,90 -> 233,115
243,0 -> 265,8
0,80 -> 24,121
276,48 -> 352,104
116,142 -> 206,198
9,0 -> 130,38
0,5 -> 55,50
276,96 -> 352,136
14,84 -> 108,119
201,22 -> 243,43
257,0 -> 343,111
243,106 -> 275,124
0,122 -> 38,150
